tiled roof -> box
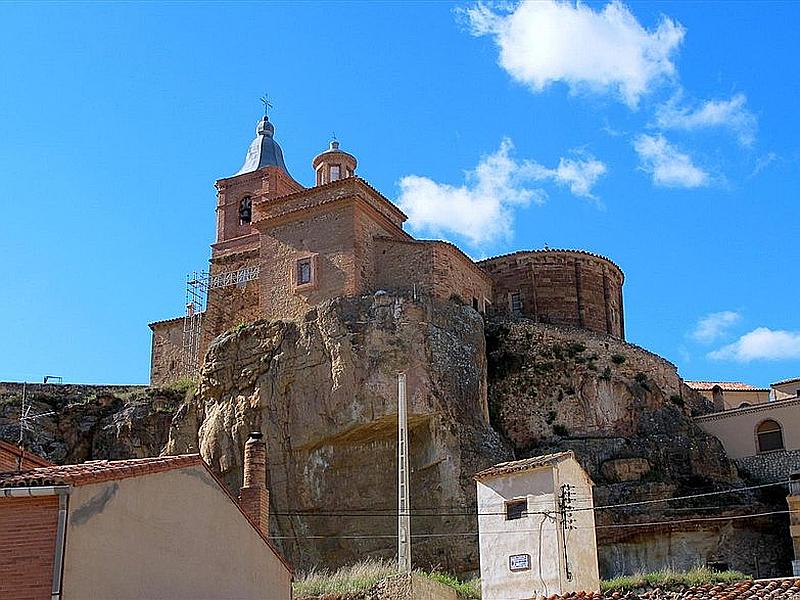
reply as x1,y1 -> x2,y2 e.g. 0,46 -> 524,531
685,381 -> 767,392
552,578 -> 800,599
773,376 -> 800,386
694,396 -> 800,422
474,451 -> 574,481
0,440 -> 53,468
0,454 -> 202,488
148,315 -> 185,329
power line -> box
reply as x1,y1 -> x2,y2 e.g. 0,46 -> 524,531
268,508 -> 799,541
271,479 -> 790,519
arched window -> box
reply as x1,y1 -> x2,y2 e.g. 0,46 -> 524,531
756,419 -> 784,453
239,196 -> 252,225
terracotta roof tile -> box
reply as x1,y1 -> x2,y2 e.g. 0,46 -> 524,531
475,451 -> 575,481
550,577 -> 800,599
773,376 -> 800,386
0,454 -> 202,488
685,381 -> 768,392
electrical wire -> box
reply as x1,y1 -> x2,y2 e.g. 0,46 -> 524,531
267,508 -> 800,540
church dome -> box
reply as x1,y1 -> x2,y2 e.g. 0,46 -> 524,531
235,115 -> 291,177
312,139 -> 357,186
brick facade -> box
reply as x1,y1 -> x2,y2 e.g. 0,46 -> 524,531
0,495 -> 59,600
479,250 -> 625,339
148,132 -> 627,382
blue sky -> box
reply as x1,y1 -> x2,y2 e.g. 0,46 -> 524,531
1,1 -> 798,386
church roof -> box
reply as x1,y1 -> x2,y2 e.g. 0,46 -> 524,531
235,116 -> 290,177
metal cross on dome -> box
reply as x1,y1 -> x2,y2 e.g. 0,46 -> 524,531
260,94 -> 273,117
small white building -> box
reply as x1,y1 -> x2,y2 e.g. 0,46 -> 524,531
475,451 -> 600,600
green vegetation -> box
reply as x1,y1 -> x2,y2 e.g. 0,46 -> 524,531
611,353 -> 626,364
600,366 -> 612,380
566,342 -> 586,357
553,423 -> 569,437
293,559 -> 481,599
601,567 -> 747,593
669,394 -> 685,408
166,376 -> 197,396
422,572 -> 481,599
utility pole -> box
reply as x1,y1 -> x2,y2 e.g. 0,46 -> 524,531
397,372 -> 412,573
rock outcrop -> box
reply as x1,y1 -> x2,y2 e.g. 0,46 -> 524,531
168,293 -> 510,573
485,320 -> 792,577
0,383 -> 183,463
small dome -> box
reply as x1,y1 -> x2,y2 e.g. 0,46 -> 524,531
312,138 -> 357,186
235,116 -> 290,177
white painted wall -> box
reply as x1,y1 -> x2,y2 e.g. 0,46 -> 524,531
61,466 -> 292,600
477,458 -> 600,600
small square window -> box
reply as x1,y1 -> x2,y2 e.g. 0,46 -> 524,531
297,258 -> 312,285
505,499 -> 527,520
510,292 -> 523,315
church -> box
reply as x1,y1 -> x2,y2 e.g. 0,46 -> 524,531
149,112 -> 626,385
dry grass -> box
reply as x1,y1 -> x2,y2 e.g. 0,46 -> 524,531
293,558 -> 398,598
293,558 -> 481,599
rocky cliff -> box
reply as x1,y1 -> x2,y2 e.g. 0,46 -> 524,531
1,295 -> 791,578
0,383 -> 183,462
167,292 -> 510,573
485,320 -> 791,577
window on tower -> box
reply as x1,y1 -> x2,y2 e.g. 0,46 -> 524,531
330,165 -> 341,181
239,196 -> 252,225
297,258 -> 312,285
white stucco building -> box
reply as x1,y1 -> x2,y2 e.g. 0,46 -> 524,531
475,451 -> 600,600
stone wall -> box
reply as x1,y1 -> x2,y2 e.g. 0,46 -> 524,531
735,450 -> 800,484
257,202 -> 358,322
373,238 -> 493,310
480,250 -> 625,338
149,317 -> 184,386
201,247 -> 262,362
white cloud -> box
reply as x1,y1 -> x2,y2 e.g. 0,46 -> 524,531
691,311 -> 741,344
521,154 -> 607,199
633,133 -> 709,188
656,93 -> 757,146
461,0 -> 685,107
709,327 -> 800,362
396,139 -> 606,247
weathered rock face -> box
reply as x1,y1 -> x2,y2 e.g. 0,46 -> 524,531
485,320 -> 792,578
168,293 -> 510,573
0,383 -> 183,463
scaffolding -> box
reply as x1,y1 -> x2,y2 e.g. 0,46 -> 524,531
181,265 -> 261,377
183,271 -> 209,377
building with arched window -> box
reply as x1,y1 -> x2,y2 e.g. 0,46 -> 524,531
695,397 -> 800,483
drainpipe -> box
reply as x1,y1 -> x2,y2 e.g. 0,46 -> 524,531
1,486 -> 70,599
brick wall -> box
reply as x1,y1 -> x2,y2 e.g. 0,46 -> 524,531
201,248 -> 262,360
374,238 -> 493,309
258,203 -> 358,322
481,250 -> 625,338
0,496 -> 59,600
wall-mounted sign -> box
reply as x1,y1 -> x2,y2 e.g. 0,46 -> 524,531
509,553 -> 531,572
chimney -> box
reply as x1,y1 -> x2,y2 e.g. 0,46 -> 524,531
240,431 -> 269,536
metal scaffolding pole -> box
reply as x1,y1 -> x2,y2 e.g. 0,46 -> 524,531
397,372 -> 412,573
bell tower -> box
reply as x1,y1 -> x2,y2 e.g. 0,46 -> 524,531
312,139 -> 357,186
